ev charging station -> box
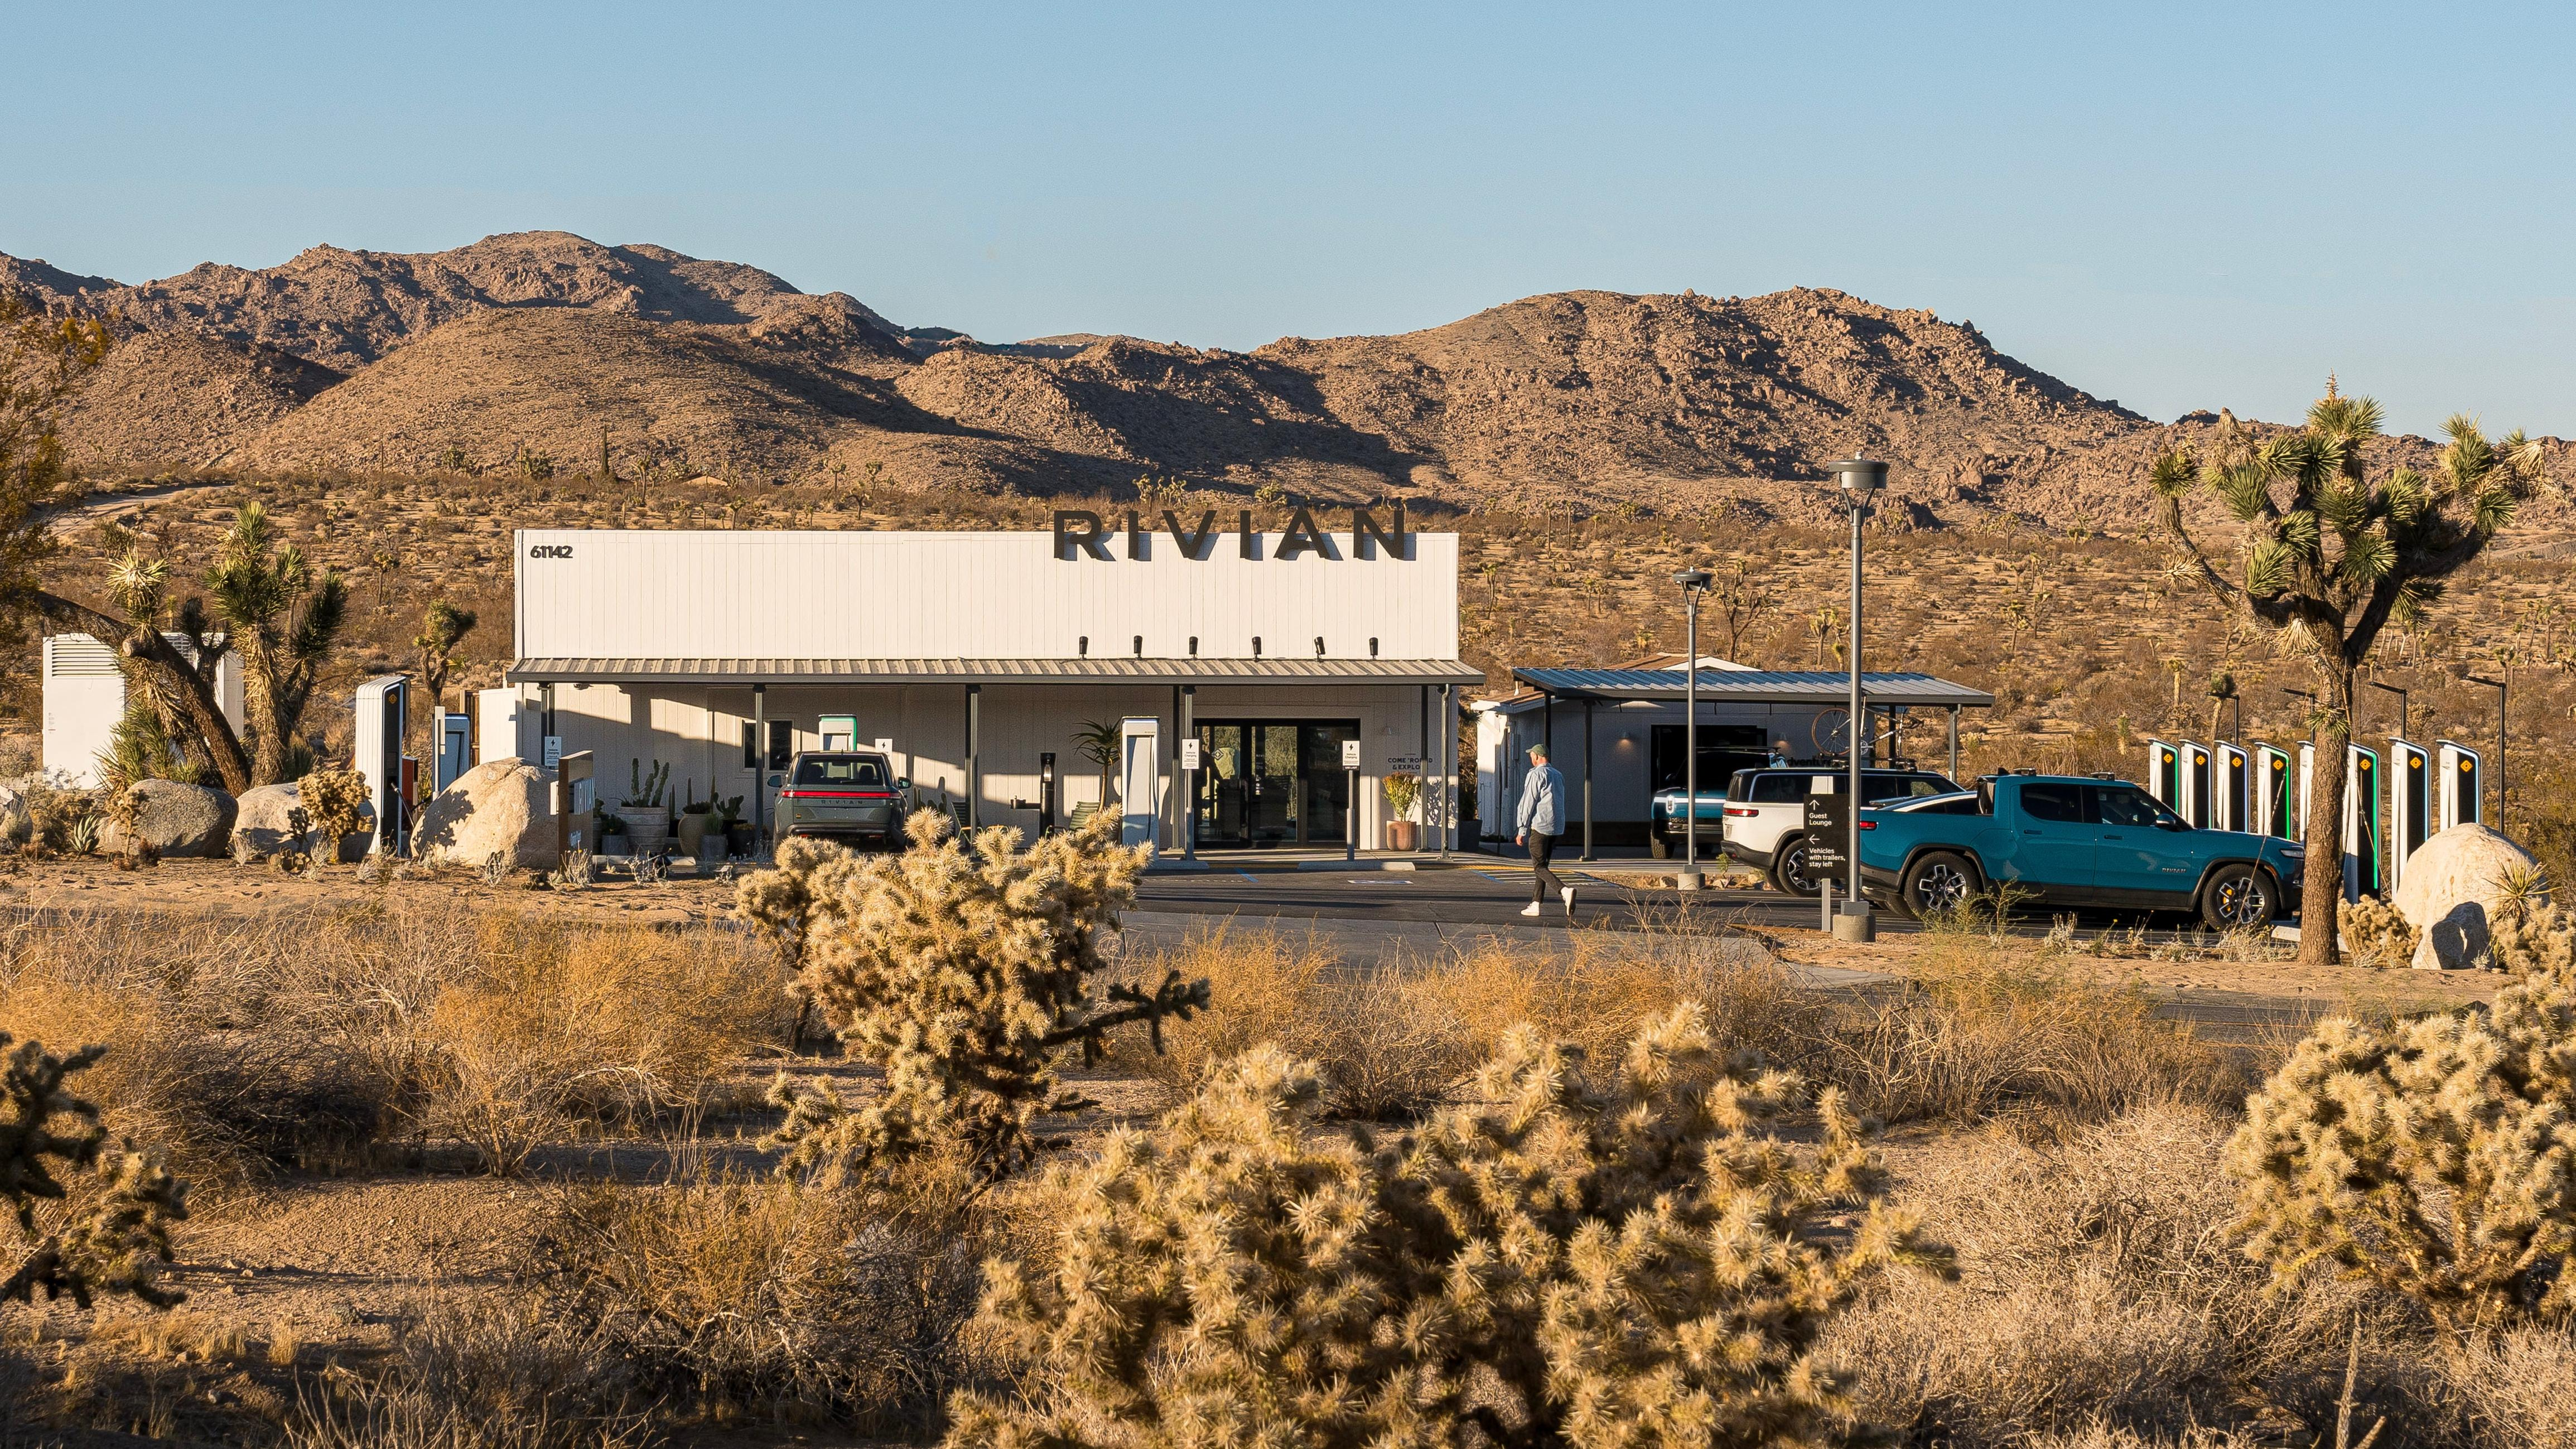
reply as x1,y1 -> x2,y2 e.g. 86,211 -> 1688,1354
2438,741 -> 2483,829
2252,745 -> 2293,838
2298,742 -> 2315,848
2212,742 -> 2249,834
2389,738 -> 2432,891
1117,716 -> 1163,850
2145,740 -> 2181,812
2342,743 -> 2382,901
354,675 -> 409,857
2178,741 -> 2212,829
433,710 -> 470,792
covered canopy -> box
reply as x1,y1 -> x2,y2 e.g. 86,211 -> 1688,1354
1506,667 -> 1993,708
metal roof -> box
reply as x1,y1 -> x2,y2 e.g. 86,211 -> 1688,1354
508,657 -> 1486,687
1506,667 -> 1994,708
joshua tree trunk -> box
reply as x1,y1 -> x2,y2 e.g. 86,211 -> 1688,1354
2296,664 -> 2356,967
35,592 -> 253,793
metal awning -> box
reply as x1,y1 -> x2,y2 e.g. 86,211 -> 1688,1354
507,656 -> 1486,687
1506,667 -> 1994,708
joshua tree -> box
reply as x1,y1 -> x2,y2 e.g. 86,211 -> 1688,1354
1708,556 -> 1774,663
2152,388 -> 2545,965
414,599 -> 479,709
2207,669 -> 2238,742
204,504 -> 349,785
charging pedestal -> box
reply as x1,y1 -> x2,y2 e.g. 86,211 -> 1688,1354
2299,743 -> 2315,846
2212,742 -> 2249,834
2343,743 -> 2382,902
354,675 -> 409,857
433,711 -> 471,793
2438,741 -> 2483,829
2254,745 -> 2293,838
2390,738 -> 2430,891
2145,740 -> 2181,812
2179,741 -> 2211,829
1118,717 -> 1162,851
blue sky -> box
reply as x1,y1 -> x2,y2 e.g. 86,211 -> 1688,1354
6,2 -> 2569,437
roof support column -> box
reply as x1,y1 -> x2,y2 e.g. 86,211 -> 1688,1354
1438,683 -> 1454,859
751,684 -> 766,840
965,684 -> 981,830
1581,698 -> 1595,862
1948,704 -> 1960,782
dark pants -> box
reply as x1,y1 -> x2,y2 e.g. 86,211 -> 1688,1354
1528,830 -> 1565,902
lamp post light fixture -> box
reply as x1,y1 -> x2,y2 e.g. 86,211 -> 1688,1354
1824,456 -> 1886,942
1673,568 -> 1712,890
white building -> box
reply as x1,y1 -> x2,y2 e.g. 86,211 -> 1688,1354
500,516 -> 1480,851
41,634 -> 245,787
1472,657 -> 1993,851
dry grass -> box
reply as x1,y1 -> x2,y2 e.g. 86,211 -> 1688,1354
1824,1104 -> 2363,1445
0,902 -> 795,1185
283,1295 -> 649,1449
427,915 -> 793,1173
1127,919 -> 2230,1128
537,1158 -> 996,1431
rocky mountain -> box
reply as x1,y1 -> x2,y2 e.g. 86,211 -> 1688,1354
9,231 -> 2565,534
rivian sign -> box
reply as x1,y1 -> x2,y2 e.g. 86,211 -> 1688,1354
1053,506 -> 1409,562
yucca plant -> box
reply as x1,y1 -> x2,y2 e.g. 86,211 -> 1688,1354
2152,387 -> 2546,966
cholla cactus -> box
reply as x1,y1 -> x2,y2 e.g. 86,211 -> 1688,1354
2337,893 -> 2417,967
947,1006 -> 1945,1448
1,1033 -> 190,1309
744,809 -> 1206,1178
2227,904 -> 2576,1342
298,766 -> 370,859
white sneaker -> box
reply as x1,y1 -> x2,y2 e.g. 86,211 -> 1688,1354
1519,901 -> 1542,917
1562,885 -> 1577,915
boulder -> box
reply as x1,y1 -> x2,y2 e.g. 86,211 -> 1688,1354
2393,823 -> 2549,970
416,758 -> 556,871
231,783 -> 377,862
0,784 -> 31,846
99,780 -> 236,858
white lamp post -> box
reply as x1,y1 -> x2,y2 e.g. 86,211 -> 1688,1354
1674,568 -> 1712,890
1824,457 -> 1885,941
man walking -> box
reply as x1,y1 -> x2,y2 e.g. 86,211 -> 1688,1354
1514,742 -> 1574,917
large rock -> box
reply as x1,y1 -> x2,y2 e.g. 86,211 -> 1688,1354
99,780 -> 236,858
2394,823 -> 2549,970
232,782 -> 375,862
416,758 -> 557,871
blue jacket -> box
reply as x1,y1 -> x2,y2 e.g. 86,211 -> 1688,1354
1517,763 -> 1566,836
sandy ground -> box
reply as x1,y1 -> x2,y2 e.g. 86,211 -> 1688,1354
0,852 -> 739,926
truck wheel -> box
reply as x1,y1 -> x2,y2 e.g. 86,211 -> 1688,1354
2202,864 -> 2276,931
1649,832 -> 1672,860
1772,835 -> 1824,897
1900,851 -> 1981,919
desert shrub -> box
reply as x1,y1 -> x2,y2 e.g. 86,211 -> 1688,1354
2430,1324 -> 2576,1449
23,774 -> 102,855
2227,907 -> 2576,1344
296,765 -> 369,857
541,1163 -> 991,1429
951,1007 -> 1945,1448
2338,893 -> 2419,968
286,1294 -> 648,1449
1826,1105 -> 2360,1445
2,1031 -> 189,1309
426,915 -> 794,1173
744,810 -> 1204,1179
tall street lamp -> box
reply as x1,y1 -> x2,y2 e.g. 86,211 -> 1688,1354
1673,568 -> 1712,890
1825,456 -> 1885,941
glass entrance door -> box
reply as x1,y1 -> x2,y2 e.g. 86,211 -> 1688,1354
1193,721 -> 1359,848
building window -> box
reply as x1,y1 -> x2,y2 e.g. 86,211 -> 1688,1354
767,719 -> 796,771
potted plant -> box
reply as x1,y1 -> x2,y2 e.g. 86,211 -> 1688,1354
594,804 -> 627,854
612,759 -> 672,856
1382,770 -> 1421,852
675,779 -> 717,861
718,795 -> 754,860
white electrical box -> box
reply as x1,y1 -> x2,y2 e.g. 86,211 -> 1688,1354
42,633 -> 245,788
477,688 -> 530,766
1118,716 -> 1162,850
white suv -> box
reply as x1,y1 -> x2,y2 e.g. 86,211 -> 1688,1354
1711,767 -> 1960,896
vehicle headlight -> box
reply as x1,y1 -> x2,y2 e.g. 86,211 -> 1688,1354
2279,846 -> 2305,858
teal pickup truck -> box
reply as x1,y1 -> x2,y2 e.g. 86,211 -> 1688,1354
1855,772 -> 2304,928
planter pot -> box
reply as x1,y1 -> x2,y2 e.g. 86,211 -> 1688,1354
675,809 -> 716,859
612,805 -> 671,856
725,823 -> 756,859
1384,819 -> 1420,852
